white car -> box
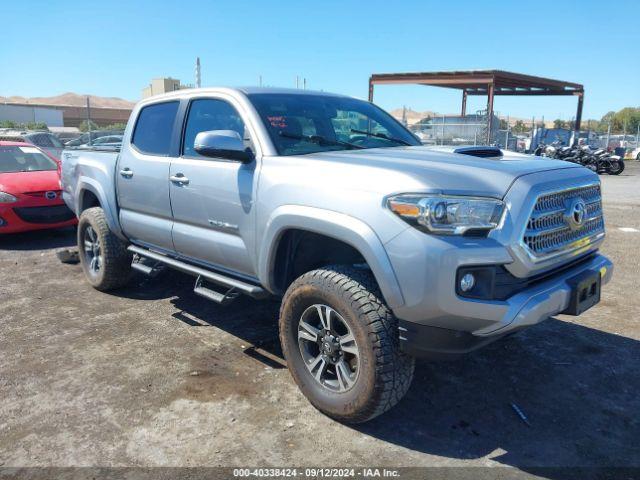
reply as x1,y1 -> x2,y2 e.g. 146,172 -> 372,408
631,147 -> 640,161
79,135 -> 123,148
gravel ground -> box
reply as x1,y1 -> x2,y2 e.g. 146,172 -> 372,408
0,163 -> 639,477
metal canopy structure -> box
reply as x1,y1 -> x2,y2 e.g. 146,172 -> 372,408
368,70 -> 584,144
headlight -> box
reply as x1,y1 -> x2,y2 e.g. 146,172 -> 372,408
0,192 -> 18,203
387,194 -> 505,235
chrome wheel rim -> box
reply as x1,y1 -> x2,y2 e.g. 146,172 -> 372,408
83,226 -> 102,275
297,304 -> 360,392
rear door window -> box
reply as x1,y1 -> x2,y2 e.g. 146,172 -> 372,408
132,101 -> 179,155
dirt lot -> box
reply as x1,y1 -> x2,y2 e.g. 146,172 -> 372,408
1,163 -> 639,477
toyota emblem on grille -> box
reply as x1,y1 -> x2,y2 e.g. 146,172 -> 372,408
45,191 -> 57,200
565,198 -> 587,231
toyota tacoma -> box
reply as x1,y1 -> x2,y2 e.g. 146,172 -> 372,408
60,88 -> 612,423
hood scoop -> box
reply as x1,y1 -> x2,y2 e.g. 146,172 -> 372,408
453,146 -> 503,158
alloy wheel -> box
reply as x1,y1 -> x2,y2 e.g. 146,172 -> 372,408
83,226 -> 102,275
297,304 -> 360,392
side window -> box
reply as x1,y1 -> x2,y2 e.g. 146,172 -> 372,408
131,101 -> 179,155
182,99 -> 251,157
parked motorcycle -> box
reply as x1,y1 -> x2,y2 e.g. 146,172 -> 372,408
580,146 -> 625,175
533,142 -> 624,175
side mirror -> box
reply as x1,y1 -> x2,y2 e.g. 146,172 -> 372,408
194,130 -> 253,162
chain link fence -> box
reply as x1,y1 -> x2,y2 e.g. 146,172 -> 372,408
407,112 -> 500,147
404,112 -> 639,156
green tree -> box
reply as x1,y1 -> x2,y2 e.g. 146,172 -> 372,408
512,120 -> 528,133
102,122 -> 127,131
553,119 -> 567,129
613,107 -> 640,133
598,111 -> 616,132
0,120 -> 48,130
25,122 -> 48,131
78,120 -> 99,132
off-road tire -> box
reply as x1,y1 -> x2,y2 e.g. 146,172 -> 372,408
77,207 -> 132,291
279,265 -> 415,423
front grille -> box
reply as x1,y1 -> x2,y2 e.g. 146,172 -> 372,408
24,190 -> 62,199
522,184 -> 604,259
13,205 -> 75,224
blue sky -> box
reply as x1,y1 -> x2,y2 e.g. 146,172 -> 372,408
1,0 -> 638,120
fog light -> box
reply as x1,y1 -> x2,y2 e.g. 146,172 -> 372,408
460,273 -> 475,292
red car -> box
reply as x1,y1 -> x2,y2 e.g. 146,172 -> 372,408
0,141 -> 77,234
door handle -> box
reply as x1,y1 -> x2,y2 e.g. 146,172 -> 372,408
170,173 -> 190,185
119,168 -> 133,178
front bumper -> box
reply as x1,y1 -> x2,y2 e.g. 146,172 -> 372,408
385,215 -> 613,355
0,203 -> 77,234
396,253 -> 612,358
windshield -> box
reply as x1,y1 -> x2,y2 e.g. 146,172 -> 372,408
0,146 -> 58,173
248,93 -> 421,156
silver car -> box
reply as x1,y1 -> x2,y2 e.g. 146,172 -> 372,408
61,88 -> 612,423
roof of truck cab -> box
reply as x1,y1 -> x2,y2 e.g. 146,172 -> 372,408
238,87 -> 347,97
138,86 -> 348,105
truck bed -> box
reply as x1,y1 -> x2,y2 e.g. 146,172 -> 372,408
60,147 -> 123,238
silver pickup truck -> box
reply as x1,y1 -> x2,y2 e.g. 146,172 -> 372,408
61,87 -> 613,423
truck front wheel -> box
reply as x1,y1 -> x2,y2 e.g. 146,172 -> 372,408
77,207 -> 132,291
279,265 -> 414,423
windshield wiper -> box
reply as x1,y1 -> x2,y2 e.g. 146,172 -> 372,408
350,128 -> 413,146
279,131 -> 365,150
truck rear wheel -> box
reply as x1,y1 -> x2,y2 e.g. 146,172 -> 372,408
279,265 -> 414,423
78,207 -> 132,291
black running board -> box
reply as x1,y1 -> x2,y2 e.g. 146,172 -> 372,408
131,255 -> 164,277
193,276 -> 241,305
127,245 -> 268,299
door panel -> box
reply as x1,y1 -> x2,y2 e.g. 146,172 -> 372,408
117,101 -> 179,251
169,157 -> 257,277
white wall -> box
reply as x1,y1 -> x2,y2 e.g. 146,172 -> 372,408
0,104 -> 64,127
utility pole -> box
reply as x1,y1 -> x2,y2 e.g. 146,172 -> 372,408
296,76 -> 299,89
86,96 -> 92,144
530,116 -> 535,152
303,78 -> 307,90
606,121 -> 611,150
505,115 -> 510,150
195,57 -> 201,88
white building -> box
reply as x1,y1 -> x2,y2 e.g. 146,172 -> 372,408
0,104 -> 63,127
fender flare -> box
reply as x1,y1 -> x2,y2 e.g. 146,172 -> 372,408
75,177 -> 125,239
258,205 -> 405,309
